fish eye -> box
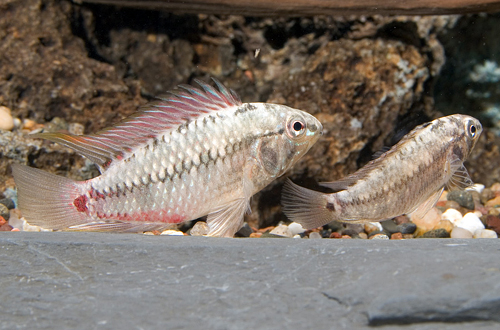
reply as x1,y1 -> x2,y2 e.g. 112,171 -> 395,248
469,124 -> 477,138
287,118 -> 306,138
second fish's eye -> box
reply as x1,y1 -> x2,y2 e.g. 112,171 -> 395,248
469,124 -> 476,137
288,118 -> 306,138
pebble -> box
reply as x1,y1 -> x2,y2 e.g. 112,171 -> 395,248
489,182 -> 500,193
160,229 -> 184,236
480,188 -> 495,204
358,232 -> 368,239
421,228 -> 450,238
68,122 -> 85,135
190,221 -> 209,236
391,232 -> 403,240
485,215 -> 500,235
329,232 -> 342,239
341,235 -> 352,239
411,207 -> 442,234
396,222 -> 417,234
270,224 -> 293,238
380,219 -> 399,234
446,190 -> 475,210
236,223 -> 254,237
443,200 -> 461,211
364,222 -> 383,234
393,215 -> 410,225
433,220 -> 454,233
0,198 -> 15,210
249,232 -> 262,238
454,212 -> 485,235
473,228 -> 498,238
320,229 -> 332,238
0,106 -> 14,131
441,208 -> 463,225
309,232 -> 322,239
369,233 -> 389,240
0,223 -> 13,231
293,234 -> 301,238
0,216 -> 6,226
288,222 -> 306,236
485,195 -> 500,208
450,227 -> 473,239
469,183 -> 485,194
0,203 -> 9,221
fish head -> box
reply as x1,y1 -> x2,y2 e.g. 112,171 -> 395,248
249,103 -> 322,179
450,114 -> 483,160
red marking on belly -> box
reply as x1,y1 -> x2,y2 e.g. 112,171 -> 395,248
95,209 -> 185,224
73,195 -> 88,213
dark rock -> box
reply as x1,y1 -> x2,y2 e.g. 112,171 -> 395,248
421,228 -> 450,238
325,220 -> 344,233
380,219 -> 399,234
446,190 -> 475,210
235,223 -> 254,237
393,215 -> 410,225
397,222 -> 417,234
319,229 -> 332,238
0,198 -> 15,210
0,203 -> 9,221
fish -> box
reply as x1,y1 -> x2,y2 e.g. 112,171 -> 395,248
281,114 -> 482,229
13,78 -> 322,237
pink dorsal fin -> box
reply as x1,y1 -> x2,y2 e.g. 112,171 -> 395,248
32,78 -> 242,169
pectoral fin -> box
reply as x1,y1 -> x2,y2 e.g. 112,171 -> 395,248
409,187 -> 444,220
206,175 -> 253,238
447,161 -> 474,191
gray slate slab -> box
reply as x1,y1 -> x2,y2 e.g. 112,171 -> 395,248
1,233 -> 499,329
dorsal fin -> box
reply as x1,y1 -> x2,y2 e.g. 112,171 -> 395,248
33,78 -> 242,170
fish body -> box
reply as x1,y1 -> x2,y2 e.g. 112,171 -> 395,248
282,114 -> 482,229
13,79 -> 322,237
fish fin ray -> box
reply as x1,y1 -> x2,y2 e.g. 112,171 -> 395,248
206,199 -> 249,238
447,157 -> 473,190
206,175 -> 253,238
281,179 -> 334,229
33,79 -> 242,168
12,164 -> 89,230
319,156 -> 387,191
409,187 -> 444,220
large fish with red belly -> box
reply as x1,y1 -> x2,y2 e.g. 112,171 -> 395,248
13,79 -> 322,237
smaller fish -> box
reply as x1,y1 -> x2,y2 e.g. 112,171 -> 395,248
282,114 -> 482,229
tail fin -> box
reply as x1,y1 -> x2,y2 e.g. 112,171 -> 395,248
12,164 -> 89,230
281,179 -> 335,229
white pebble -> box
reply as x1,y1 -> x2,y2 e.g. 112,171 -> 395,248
369,222 -> 383,231
467,183 -> 485,194
0,106 -> 14,130
288,222 -> 306,235
160,229 -> 184,236
293,234 -> 302,239
473,229 -> 498,238
308,232 -> 322,239
450,227 -> 473,239
454,212 -> 485,235
441,208 -> 463,225
270,224 -> 293,238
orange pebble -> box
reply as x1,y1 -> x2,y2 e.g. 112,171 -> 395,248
0,215 -> 6,226
391,232 -> 403,240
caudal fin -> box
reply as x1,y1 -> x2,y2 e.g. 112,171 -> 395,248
12,164 -> 89,230
281,179 -> 335,229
